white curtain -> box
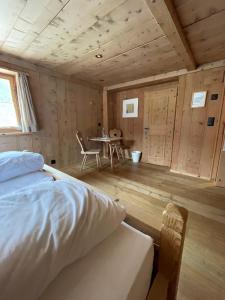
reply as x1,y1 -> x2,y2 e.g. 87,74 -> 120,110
16,72 -> 38,132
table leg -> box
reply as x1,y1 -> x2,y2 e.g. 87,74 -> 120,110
103,143 -> 109,159
109,143 -> 113,169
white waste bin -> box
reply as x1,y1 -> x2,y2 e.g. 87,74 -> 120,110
131,151 -> 142,163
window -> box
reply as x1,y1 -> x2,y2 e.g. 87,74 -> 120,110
0,72 -> 21,132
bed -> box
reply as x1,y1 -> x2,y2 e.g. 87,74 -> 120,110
42,165 -> 188,300
40,222 -> 154,300
0,151 -> 188,300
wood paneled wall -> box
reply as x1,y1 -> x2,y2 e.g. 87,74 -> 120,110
108,87 -> 145,152
0,57 -> 102,168
171,68 -> 225,179
108,67 -> 225,180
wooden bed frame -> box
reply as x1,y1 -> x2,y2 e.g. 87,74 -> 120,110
43,165 -> 188,300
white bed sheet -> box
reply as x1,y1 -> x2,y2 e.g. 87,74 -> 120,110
0,171 -> 54,196
39,222 -> 154,300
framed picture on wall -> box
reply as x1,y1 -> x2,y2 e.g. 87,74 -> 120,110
191,91 -> 207,108
122,98 -> 138,118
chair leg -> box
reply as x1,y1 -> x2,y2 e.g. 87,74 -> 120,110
98,154 -> 102,168
81,154 -> 86,171
107,144 -> 110,158
96,154 -> 99,169
120,147 -> 125,160
84,154 -> 88,168
115,145 -> 120,161
112,144 -> 116,155
109,144 -> 113,169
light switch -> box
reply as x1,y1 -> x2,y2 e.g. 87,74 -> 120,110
207,117 -> 215,126
211,94 -> 219,100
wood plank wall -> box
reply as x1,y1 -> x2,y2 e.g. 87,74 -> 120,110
0,57 -> 102,168
108,67 -> 225,180
171,67 -> 225,179
108,87 -> 145,152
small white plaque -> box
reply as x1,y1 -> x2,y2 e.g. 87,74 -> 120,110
123,98 -> 138,118
191,91 -> 207,108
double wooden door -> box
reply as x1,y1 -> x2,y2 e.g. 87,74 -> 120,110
142,84 -> 177,167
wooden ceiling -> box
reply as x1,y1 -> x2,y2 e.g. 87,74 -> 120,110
0,0 -> 225,85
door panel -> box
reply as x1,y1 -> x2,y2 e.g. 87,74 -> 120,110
143,86 -> 177,166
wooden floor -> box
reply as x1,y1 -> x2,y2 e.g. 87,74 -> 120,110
61,160 -> 225,300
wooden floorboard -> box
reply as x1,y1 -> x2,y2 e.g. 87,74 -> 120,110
61,160 -> 225,300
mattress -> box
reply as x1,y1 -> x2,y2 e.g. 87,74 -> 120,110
0,170 -> 54,196
39,222 -> 154,300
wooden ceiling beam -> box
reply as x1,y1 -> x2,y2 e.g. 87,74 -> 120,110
145,0 -> 196,71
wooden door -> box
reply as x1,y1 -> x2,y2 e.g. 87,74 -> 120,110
143,85 -> 177,166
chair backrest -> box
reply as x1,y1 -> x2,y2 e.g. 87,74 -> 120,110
76,131 -> 87,152
109,128 -> 122,138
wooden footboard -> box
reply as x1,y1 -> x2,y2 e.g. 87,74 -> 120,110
43,165 -> 188,300
147,203 -> 188,300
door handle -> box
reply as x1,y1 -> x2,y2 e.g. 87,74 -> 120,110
144,128 -> 149,130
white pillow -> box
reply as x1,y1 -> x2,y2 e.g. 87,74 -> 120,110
0,151 -> 44,182
0,179 -> 126,300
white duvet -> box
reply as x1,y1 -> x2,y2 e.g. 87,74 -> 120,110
0,170 -> 54,196
0,179 -> 126,300
0,151 -> 44,182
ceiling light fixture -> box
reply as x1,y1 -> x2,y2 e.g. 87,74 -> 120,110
95,54 -> 103,58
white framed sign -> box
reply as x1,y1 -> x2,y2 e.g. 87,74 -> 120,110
123,98 -> 138,118
191,91 -> 207,108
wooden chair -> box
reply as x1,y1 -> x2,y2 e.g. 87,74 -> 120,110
109,128 -> 125,160
147,203 -> 188,300
76,131 -> 102,171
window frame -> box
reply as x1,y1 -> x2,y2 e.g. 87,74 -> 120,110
0,72 -> 21,133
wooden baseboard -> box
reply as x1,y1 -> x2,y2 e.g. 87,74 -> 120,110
170,168 -> 211,181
